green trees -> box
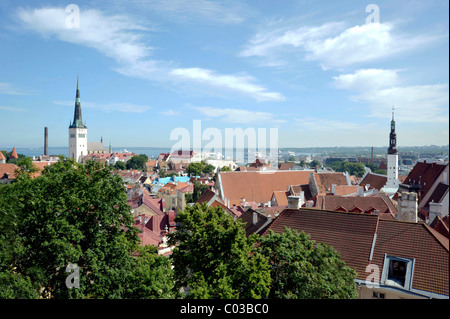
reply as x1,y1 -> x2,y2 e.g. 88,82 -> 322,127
186,161 -> 215,176
126,154 -> 148,170
168,203 -> 271,299
0,160 -> 174,299
0,159 -> 359,299
257,227 -> 358,299
329,161 -> 366,177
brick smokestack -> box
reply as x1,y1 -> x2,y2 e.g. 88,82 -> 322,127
44,127 -> 48,156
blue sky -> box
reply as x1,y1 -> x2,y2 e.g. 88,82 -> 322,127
0,0 -> 448,149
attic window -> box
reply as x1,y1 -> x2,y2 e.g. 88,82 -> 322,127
381,255 -> 414,290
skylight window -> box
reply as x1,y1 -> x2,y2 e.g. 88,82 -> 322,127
381,255 -> 415,290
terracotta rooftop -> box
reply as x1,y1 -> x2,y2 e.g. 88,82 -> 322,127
279,162 -> 296,170
422,182 -> 448,209
238,209 -> 274,237
313,172 -> 349,194
359,172 -> 387,191
314,194 -> 396,219
402,162 -> 448,200
10,147 -> 18,159
263,208 -> 449,297
264,208 -> 380,282
0,152 -> 5,161
218,170 -> 310,206
0,163 -> 18,179
371,219 -> 448,296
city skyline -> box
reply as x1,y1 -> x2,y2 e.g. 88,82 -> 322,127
0,0 -> 448,149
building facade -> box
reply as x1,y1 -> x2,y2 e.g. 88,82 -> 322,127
68,76 -> 87,163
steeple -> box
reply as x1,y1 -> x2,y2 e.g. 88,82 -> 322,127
387,106 -> 398,155
69,75 -> 87,129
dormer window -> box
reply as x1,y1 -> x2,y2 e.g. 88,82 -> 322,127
381,255 -> 415,290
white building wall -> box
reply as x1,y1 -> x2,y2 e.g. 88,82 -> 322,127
69,127 -> 88,163
385,154 -> 399,189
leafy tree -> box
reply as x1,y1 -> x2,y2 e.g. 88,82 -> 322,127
299,160 -> 306,167
288,156 -> 296,162
220,166 -> 231,172
113,160 -> 126,170
257,227 -> 358,299
330,161 -> 366,177
309,159 -> 320,168
186,162 -> 204,176
0,159 -> 174,299
126,154 -> 148,170
185,180 -> 210,203
168,203 -> 271,299
202,164 -> 215,175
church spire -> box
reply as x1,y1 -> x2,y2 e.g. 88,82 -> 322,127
387,106 -> 398,154
70,75 -> 87,129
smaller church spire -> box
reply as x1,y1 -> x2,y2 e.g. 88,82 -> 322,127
387,106 -> 398,155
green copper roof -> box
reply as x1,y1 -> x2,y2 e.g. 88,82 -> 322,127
69,75 -> 87,129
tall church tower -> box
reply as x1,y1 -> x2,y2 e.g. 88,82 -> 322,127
385,106 -> 399,190
69,76 -> 87,163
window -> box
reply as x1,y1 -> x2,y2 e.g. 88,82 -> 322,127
372,292 -> 385,299
388,259 -> 406,286
381,255 -> 414,290
71,134 -> 76,138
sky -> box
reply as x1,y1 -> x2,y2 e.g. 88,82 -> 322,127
0,0 -> 448,149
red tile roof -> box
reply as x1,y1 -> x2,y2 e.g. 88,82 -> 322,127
371,220 -> 449,296
314,194 -> 396,219
403,162 -> 448,201
313,172 -> 349,194
219,170 -> 310,206
423,182 -> 448,208
430,215 -> 449,239
272,190 -> 289,207
264,208 -> 380,281
279,162 -> 296,170
264,208 -> 449,297
359,172 -> 387,191
0,163 -> 18,179
9,147 -> 18,159
0,152 -> 5,161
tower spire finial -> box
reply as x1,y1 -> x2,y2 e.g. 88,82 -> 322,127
392,106 -> 395,120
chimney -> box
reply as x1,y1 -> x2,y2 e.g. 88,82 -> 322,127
331,184 -> 337,195
397,192 -> 418,223
288,195 -> 302,209
44,127 -> 48,156
428,201 -> 443,225
252,212 -> 258,225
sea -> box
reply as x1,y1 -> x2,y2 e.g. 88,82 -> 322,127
3,147 -> 171,159
3,146 -> 311,164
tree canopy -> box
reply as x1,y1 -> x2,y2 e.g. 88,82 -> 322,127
0,159 -> 175,299
257,227 -> 358,299
328,161 -> 366,177
168,203 -> 271,299
126,154 -> 148,170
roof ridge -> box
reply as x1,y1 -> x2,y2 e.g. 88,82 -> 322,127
423,222 -> 450,252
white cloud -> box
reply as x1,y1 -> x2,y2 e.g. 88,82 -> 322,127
130,0 -> 245,24
191,105 -> 283,124
17,7 -> 151,64
53,100 -> 151,113
0,82 -> 31,95
170,68 -> 285,102
241,21 -> 440,69
0,105 -> 26,112
294,116 -> 366,132
17,7 -> 282,102
160,110 -> 179,116
333,69 -> 449,123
